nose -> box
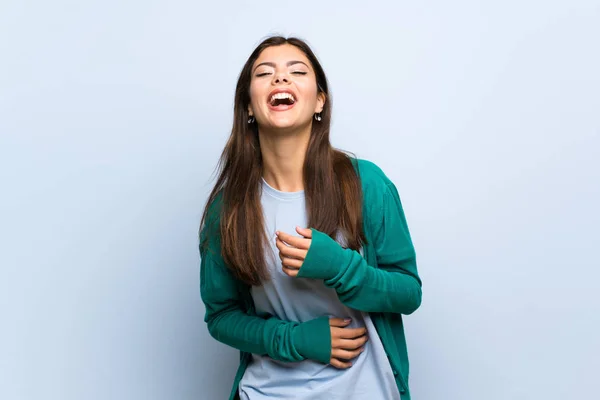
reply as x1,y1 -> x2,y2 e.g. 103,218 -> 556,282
272,70 -> 290,84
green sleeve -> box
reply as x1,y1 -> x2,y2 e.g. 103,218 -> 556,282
297,182 -> 422,315
200,240 -> 331,364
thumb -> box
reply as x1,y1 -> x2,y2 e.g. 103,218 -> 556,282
296,226 -> 312,238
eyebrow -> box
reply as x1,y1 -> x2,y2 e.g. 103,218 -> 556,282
253,60 -> 310,73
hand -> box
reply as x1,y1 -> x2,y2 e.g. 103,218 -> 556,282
276,227 -> 312,277
328,318 -> 368,369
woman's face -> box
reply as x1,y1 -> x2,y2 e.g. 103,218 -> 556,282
248,44 -> 325,132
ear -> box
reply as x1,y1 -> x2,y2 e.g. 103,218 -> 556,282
248,105 -> 254,116
314,92 -> 326,114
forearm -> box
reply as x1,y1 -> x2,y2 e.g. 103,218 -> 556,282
206,307 -> 331,363
298,229 -> 422,314
323,249 -> 422,314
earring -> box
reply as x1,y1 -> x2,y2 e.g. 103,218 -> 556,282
314,113 -> 322,121
248,116 -> 255,124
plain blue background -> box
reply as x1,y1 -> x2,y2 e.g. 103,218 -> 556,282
1,1 -> 599,399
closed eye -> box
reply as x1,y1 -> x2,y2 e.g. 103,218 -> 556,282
255,71 -> 307,77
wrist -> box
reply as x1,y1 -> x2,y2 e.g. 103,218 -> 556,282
292,316 -> 331,364
297,229 -> 343,280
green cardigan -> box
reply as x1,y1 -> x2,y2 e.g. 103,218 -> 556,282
200,159 -> 422,399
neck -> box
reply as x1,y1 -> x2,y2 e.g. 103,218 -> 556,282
258,125 -> 311,192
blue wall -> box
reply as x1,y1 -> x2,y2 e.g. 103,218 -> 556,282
1,1 -> 598,399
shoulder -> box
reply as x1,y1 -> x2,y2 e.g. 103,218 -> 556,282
350,158 -> 394,191
200,191 -> 224,251
350,158 -> 404,216
205,191 -> 224,219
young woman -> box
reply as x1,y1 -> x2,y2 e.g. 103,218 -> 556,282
199,36 -> 422,400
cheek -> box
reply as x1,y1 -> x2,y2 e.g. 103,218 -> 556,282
298,83 -> 319,106
248,83 -> 263,110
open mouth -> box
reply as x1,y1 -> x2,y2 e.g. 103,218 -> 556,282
268,91 -> 296,110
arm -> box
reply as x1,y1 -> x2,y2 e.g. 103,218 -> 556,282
297,182 -> 422,315
200,238 -> 332,364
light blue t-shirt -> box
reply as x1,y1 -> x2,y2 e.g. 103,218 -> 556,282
238,179 -> 400,400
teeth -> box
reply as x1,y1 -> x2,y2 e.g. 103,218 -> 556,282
269,92 -> 295,103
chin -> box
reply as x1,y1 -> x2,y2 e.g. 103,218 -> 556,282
272,122 -> 298,130
266,119 -> 299,130
267,117 -> 311,131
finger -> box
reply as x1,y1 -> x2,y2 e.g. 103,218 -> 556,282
281,257 -> 303,270
331,347 -> 365,361
337,327 -> 368,339
329,358 -> 352,369
295,226 -> 313,239
276,231 -> 311,250
331,329 -> 367,347
275,238 -> 307,259
335,336 -> 369,351
329,318 -> 352,328
282,266 -> 299,278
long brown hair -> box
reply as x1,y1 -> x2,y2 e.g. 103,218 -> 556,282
200,36 -> 365,286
